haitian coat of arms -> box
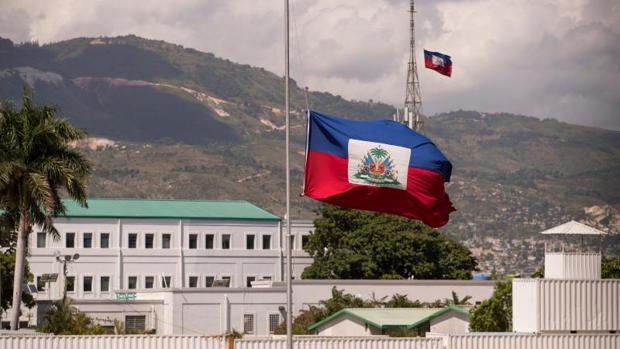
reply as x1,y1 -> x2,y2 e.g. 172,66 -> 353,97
353,147 -> 401,185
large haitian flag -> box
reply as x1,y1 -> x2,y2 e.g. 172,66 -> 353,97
303,111 -> 455,228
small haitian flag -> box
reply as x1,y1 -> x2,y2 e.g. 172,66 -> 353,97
303,111 -> 455,228
424,50 -> 452,77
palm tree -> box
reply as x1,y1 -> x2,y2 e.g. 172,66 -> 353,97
0,89 -> 91,330
448,291 -> 472,306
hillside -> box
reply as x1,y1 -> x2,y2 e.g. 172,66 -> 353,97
1,35 -> 619,274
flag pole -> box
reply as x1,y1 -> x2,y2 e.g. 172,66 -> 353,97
284,0 -> 293,348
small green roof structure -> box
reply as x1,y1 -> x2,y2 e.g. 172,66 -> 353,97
308,305 -> 469,332
58,198 -> 280,221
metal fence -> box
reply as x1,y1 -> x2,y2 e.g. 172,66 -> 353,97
443,333 -> 620,349
0,335 -> 226,349
236,336 -> 442,349
2,333 -> 619,349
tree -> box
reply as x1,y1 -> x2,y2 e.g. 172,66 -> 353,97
602,256 -> 620,279
469,280 -> 512,332
446,291 -> 472,306
0,89 -> 91,330
39,297 -> 107,335
384,293 -> 423,308
0,252 -> 35,313
302,204 -> 477,280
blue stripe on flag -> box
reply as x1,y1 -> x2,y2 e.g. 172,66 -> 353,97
307,111 -> 452,181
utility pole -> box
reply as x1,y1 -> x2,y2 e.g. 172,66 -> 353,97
56,253 -> 79,301
283,1 -> 293,349
402,0 -> 423,132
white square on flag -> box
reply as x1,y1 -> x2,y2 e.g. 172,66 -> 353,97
348,139 -> 410,190
432,55 -> 445,67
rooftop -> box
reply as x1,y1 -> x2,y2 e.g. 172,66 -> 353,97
540,221 -> 606,235
308,306 -> 469,332
59,198 -> 280,221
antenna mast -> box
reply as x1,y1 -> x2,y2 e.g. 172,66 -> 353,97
403,0 -> 423,131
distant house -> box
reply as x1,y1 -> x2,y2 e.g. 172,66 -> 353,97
308,305 -> 470,337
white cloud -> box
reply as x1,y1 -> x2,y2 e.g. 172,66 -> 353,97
0,0 -> 618,129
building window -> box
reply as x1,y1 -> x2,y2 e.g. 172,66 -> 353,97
100,276 -> 110,292
302,235 -> 310,249
262,276 -> 272,281
145,234 -> 154,249
268,314 -> 280,334
246,276 -> 256,288
222,234 -> 231,249
36,233 -> 46,248
246,235 -> 255,250
145,276 -> 154,289
128,276 -> 137,289
36,276 -> 45,291
289,235 -> 295,250
262,235 -> 271,250
243,314 -> 255,334
66,276 -> 75,292
205,234 -> 214,249
125,315 -> 146,332
66,233 -> 75,248
83,233 -> 93,248
188,276 -> 198,288
221,276 -> 231,288
162,234 -> 171,249
83,276 -> 93,292
128,234 -> 137,249
162,276 -> 172,288
189,234 -> 198,249
205,276 -> 215,287
100,233 -> 110,248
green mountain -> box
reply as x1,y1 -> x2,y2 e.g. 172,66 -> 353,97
1,35 -> 618,273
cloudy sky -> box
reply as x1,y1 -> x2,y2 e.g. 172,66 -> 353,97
1,0 -> 619,130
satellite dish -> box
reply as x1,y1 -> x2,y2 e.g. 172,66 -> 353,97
73,253 -> 80,260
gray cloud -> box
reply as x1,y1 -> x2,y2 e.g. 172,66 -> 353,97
0,0 -> 618,130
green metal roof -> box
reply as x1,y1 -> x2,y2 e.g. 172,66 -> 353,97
308,305 -> 469,332
58,198 -> 280,221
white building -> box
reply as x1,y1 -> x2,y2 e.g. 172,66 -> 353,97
27,198 -> 313,299
512,221 -> 619,334
5,198 -> 497,334
309,306 -> 470,336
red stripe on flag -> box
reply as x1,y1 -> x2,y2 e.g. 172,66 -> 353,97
303,150 -> 455,227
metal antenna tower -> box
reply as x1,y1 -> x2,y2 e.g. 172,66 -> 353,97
403,0 -> 423,131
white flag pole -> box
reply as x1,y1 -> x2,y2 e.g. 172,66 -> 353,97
284,0 -> 293,348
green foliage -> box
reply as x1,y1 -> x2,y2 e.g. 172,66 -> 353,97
0,88 -> 91,328
448,291 -> 472,306
0,252 -> 35,311
302,205 -> 477,280
469,280 -> 512,332
39,298 -> 107,335
0,87 -> 91,236
602,256 -> 620,279
384,294 -> 423,308
531,267 -> 545,278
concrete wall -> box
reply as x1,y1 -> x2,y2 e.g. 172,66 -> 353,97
291,280 -> 494,314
